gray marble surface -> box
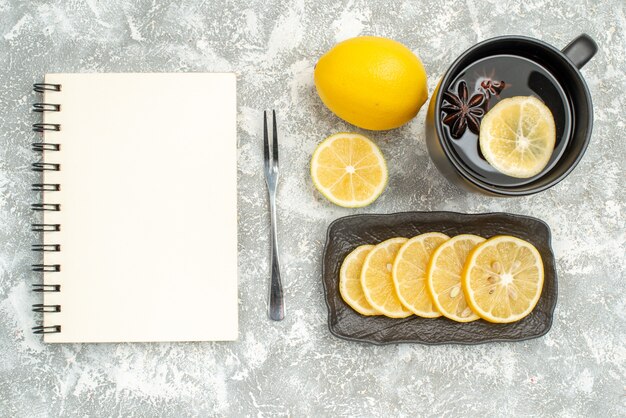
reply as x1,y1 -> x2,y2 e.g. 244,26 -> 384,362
1,0 -> 625,416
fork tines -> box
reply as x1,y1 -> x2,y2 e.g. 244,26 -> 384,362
263,110 -> 279,178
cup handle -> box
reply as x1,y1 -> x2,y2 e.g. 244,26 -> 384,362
562,34 -> 598,69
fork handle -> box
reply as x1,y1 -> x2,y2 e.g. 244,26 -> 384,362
268,192 -> 285,321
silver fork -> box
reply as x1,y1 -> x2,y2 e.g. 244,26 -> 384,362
263,110 -> 285,321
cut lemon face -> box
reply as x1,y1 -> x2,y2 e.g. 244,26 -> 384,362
310,133 -> 388,208
479,96 -> 556,178
339,245 -> 380,316
462,235 -> 544,323
427,234 -> 485,322
361,237 -> 413,318
392,232 -> 449,318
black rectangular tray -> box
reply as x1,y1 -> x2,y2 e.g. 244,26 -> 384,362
322,211 -> 557,345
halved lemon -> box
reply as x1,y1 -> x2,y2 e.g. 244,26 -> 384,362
339,245 -> 380,316
462,235 -> 544,323
392,232 -> 449,317
361,237 -> 413,318
310,133 -> 388,208
426,234 -> 485,322
479,96 -> 556,178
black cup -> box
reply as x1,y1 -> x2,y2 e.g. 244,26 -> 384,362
425,34 -> 597,196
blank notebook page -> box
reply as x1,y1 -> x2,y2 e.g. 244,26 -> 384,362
40,73 -> 238,343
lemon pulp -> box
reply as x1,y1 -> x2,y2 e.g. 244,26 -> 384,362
310,133 -> 387,208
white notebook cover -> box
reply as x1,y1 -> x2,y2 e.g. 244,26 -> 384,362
39,73 -> 238,343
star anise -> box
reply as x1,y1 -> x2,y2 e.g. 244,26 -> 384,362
442,81 -> 485,139
480,79 -> 506,97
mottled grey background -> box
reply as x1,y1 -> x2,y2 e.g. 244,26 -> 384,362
1,0 -> 624,416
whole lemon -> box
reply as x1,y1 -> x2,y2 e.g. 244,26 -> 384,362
314,36 -> 428,131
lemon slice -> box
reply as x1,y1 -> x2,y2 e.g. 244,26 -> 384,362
361,237 -> 413,318
310,133 -> 388,208
339,245 -> 381,316
479,96 -> 556,178
392,232 -> 449,317
426,234 -> 485,322
462,235 -> 544,323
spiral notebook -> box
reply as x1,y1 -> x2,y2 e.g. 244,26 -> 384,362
32,73 -> 238,343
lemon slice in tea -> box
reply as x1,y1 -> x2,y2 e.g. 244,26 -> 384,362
479,96 -> 556,178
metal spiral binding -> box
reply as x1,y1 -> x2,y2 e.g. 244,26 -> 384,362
33,103 -> 61,112
31,244 -> 61,252
31,203 -> 60,211
32,123 -> 61,132
32,304 -> 61,313
32,143 -> 60,152
33,83 -> 61,93
32,83 -> 62,335
32,264 -> 60,272
33,325 -> 61,334
32,284 -> 61,292
32,162 -> 60,172
32,224 -> 60,232
32,184 -> 60,192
